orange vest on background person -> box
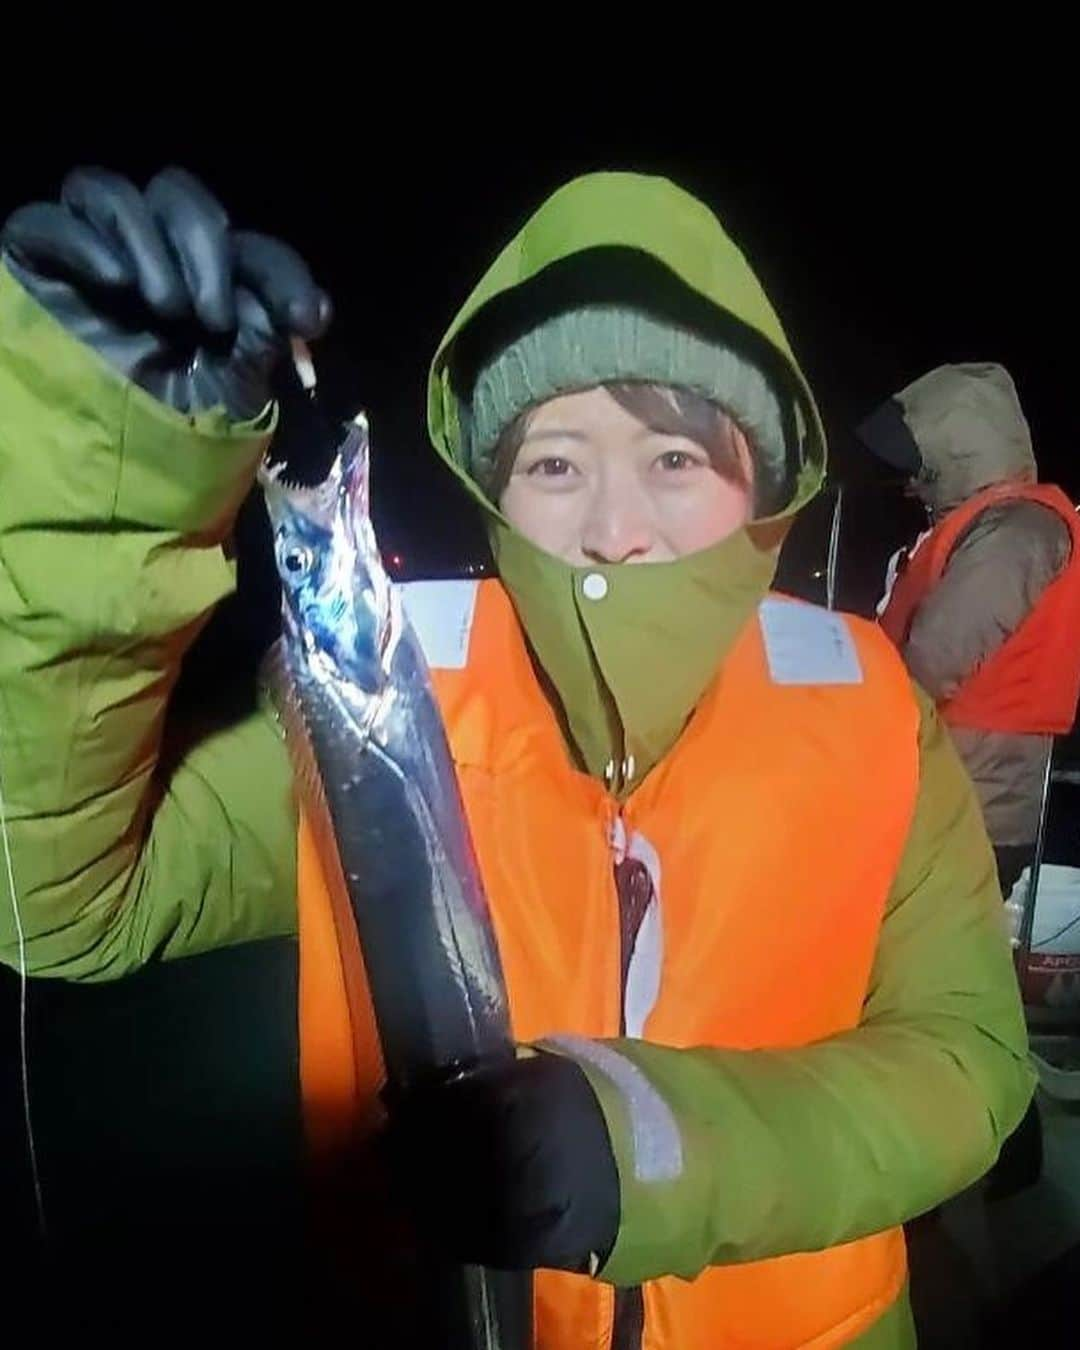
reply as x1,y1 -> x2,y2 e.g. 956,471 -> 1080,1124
879,482 -> 1080,735
296,580 -> 920,1350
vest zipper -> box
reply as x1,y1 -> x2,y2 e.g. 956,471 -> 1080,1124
611,809 -> 646,1350
611,1287 -> 645,1350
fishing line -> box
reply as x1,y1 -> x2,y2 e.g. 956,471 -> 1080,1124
0,736 -> 47,1236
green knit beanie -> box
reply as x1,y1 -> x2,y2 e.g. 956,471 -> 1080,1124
461,304 -> 788,504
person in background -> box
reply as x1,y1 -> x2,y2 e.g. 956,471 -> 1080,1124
862,364 -> 1080,892
860,362 -> 1080,1195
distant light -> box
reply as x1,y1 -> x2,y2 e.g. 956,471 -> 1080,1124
390,554 -> 403,568
811,569 -> 824,579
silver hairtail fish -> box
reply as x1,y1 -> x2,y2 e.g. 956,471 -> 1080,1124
258,413 -> 530,1350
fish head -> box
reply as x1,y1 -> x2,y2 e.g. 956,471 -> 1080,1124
258,414 -> 397,698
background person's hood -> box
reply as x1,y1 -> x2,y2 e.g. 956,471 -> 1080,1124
427,172 -> 826,790
860,363 -> 1035,519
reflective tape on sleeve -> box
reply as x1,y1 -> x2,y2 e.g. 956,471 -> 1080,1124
544,1035 -> 684,1183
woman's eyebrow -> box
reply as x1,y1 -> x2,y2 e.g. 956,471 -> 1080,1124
520,428 -> 589,444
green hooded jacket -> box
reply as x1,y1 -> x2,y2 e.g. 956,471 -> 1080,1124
0,174 -> 1033,1348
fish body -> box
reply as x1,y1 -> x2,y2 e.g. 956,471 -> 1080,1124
259,415 -> 530,1349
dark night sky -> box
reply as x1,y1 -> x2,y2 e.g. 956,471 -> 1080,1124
3,91 -> 1074,609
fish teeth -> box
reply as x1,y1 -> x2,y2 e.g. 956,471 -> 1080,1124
259,455 -> 334,497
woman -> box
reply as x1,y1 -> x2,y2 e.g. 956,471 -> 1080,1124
0,167 -> 1032,1348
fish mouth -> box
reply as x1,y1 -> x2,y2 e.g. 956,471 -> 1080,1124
260,412 -> 401,687
258,412 -> 371,525
258,456 -> 342,528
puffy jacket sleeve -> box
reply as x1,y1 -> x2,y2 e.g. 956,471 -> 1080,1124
557,686 -> 1034,1285
0,264 -> 297,982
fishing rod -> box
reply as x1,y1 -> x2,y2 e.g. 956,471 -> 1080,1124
825,483 -> 844,612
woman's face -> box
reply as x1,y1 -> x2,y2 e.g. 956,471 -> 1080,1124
498,386 -> 755,565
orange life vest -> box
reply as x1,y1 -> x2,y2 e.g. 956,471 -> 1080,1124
879,482 -> 1080,734
297,580 -> 920,1349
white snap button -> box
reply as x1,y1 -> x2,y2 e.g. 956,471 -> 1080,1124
582,572 -> 608,601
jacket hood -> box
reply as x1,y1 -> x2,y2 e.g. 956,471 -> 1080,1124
426,172 -> 826,789
861,363 -> 1035,518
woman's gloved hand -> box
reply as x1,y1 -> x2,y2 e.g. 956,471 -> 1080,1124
0,166 -> 332,419
386,1049 -> 621,1273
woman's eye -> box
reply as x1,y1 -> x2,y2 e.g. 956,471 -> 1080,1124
657,450 -> 702,471
527,457 -> 574,477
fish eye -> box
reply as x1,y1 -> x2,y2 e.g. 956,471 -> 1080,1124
282,544 -> 314,575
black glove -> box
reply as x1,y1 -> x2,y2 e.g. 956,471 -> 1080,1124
1,166 -> 332,419
387,1050 -> 621,1273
